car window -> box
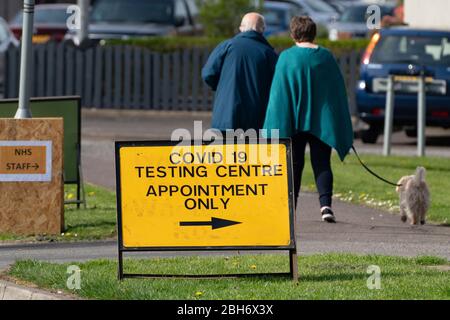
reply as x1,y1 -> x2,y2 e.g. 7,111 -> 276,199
442,38 -> 450,56
339,6 -> 393,23
185,0 -> 199,17
91,0 -> 174,24
264,5 -> 304,26
303,0 -> 336,13
289,5 -> 306,19
12,8 -> 69,25
175,0 -> 188,19
371,34 -> 450,66
264,9 -> 284,26
0,22 -> 9,43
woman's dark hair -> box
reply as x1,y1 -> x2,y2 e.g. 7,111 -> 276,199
290,16 -> 317,43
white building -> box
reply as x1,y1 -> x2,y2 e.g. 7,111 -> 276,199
405,0 -> 450,29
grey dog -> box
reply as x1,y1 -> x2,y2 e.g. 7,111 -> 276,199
396,167 -> 430,225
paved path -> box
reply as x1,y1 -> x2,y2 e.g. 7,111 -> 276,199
0,280 -> 70,300
1,109 -> 449,271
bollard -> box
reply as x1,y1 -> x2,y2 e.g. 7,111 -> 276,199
15,0 -> 35,119
383,75 -> 395,156
417,74 -> 426,157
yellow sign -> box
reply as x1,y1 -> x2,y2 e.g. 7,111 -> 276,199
116,141 -> 295,249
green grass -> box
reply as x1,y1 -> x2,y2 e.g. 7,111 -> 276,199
0,184 -> 117,242
6,254 -> 450,300
302,154 -> 450,225
62,184 -> 117,241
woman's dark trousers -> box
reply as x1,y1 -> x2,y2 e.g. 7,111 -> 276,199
291,132 -> 333,209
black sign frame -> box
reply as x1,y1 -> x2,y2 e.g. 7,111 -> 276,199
115,139 -> 298,281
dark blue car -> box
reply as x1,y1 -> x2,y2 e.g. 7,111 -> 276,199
356,27 -> 450,143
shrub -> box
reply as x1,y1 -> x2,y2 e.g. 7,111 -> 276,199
105,36 -> 370,55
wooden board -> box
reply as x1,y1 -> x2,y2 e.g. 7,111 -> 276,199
0,118 -> 64,235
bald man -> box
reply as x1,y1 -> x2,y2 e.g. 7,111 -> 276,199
202,13 -> 278,133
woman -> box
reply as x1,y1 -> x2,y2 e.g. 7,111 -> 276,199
263,16 -> 353,223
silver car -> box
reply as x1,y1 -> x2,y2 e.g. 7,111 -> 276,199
66,0 -> 201,44
0,17 -> 18,52
289,0 -> 340,26
328,3 -> 394,41
0,17 -> 19,97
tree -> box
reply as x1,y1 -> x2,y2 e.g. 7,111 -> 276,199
198,0 -> 261,38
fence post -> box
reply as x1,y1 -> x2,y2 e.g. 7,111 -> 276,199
417,73 -> 426,157
383,75 -> 395,156
6,46 -> 19,98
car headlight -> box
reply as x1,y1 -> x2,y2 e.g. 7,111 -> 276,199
357,80 -> 366,90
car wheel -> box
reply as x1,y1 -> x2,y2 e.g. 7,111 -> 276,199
360,126 -> 380,144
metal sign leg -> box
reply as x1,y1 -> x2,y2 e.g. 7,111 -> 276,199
118,249 -> 124,281
77,178 -> 81,209
289,249 -> 299,282
79,163 -> 87,209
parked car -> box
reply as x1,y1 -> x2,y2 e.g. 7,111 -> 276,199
66,0 -> 201,43
10,4 -> 72,43
322,0 -> 354,13
263,1 -> 306,36
274,0 -> 339,26
328,3 -> 394,40
0,17 -> 18,51
0,17 -> 19,97
291,0 -> 340,25
356,28 -> 450,143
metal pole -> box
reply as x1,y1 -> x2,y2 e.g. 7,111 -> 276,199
417,74 -> 426,157
14,0 -> 35,119
77,0 -> 89,46
383,75 -> 395,156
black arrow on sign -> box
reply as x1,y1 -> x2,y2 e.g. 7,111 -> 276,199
179,217 -> 241,230
32,163 -> 39,170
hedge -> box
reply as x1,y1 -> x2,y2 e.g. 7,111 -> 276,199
104,36 -> 369,54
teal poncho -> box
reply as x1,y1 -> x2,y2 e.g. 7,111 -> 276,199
263,46 -> 354,160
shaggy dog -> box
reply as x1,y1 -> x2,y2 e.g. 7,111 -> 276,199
396,167 -> 430,225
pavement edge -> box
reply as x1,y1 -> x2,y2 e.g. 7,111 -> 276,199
0,279 -> 74,300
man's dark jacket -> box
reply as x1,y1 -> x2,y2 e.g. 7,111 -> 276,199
202,31 -> 278,131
